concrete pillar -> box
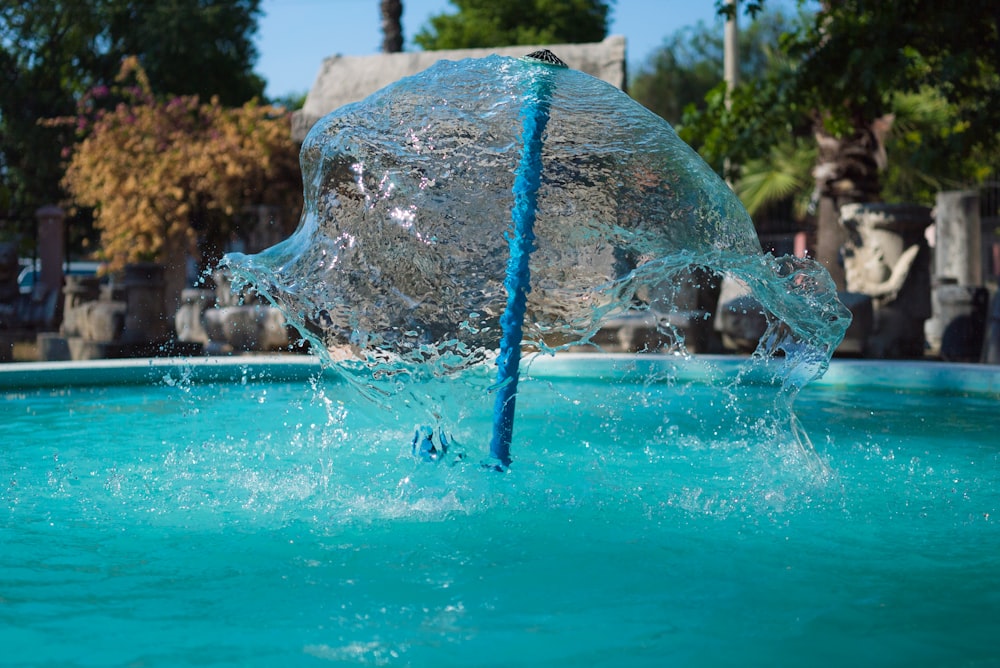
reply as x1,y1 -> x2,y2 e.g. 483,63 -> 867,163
121,262 -> 169,345
934,190 -> 981,286
34,205 -> 66,297
926,190 -> 988,358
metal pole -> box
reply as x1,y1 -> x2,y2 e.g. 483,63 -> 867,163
724,0 -> 740,93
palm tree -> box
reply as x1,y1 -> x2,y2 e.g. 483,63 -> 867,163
734,138 -> 815,219
733,87 -> 969,231
380,0 -> 403,53
808,114 -> 893,288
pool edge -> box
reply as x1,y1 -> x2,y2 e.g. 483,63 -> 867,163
0,355 -> 328,389
1,353 -> 998,395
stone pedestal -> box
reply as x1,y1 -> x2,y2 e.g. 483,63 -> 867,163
67,338 -> 127,361
933,190 -> 982,286
60,275 -> 102,337
174,288 -> 216,344
839,203 -> 933,358
930,283 -> 988,361
80,301 -> 128,343
713,277 -> 767,353
203,305 -> 290,353
925,190 -> 987,356
35,205 -> 65,306
0,333 -> 13,362
983,292 -> 1000,364
835,292 -> 874,356
121,263 -> 169,345
37,332 -> 71,361
642,267 -> 721,353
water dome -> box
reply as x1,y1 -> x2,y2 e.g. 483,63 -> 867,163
224,54 -> 850,392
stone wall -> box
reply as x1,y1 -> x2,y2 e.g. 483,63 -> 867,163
292,35 -> 627,141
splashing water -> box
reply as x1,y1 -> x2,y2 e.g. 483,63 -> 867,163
223,55 -> 849,380
222,55 -> 850,468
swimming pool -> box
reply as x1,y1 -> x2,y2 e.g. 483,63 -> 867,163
2,355 -> 998,666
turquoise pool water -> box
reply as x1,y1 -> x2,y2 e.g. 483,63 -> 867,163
2,355 -> 998,666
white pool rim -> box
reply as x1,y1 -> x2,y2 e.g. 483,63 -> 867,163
2,353 -> 998,395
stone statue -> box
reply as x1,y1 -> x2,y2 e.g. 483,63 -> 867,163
839,203 -> 932,358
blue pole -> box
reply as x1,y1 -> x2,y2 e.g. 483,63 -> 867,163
487,50 -> 567,470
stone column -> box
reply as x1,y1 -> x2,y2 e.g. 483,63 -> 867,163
926,190 -> 989,359
934,190 -> 982,286
121,262 -> 169,345
34,205 -> 66,298
983,292 -> 1000,364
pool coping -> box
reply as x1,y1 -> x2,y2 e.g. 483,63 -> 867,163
0,355 -> 327,389
1,353 -> 998,395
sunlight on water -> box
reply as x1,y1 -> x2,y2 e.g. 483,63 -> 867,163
2,362 -> 998,666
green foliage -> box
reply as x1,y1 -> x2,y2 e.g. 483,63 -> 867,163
784,0 -> 1000,149
682,0 -> 1000,214
0,1 -> 106,235
415,0 -> 613,50
0,0 -> 265,240
270,90 -> 308,112
715,0 -> 765,20
735,137 -> 815,217
631,8 -> 799,125
881,87 -> 997,204
56,59 -> 300,272
103,0 -> 265,107
629,24 -> 725,126
679,60 -> 807,182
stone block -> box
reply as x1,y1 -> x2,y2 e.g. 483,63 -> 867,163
36,333 -> 70,361
292,36 -> 627,141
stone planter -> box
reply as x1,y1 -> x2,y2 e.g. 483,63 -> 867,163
174,288 -> 216,344
121,262 -> 169,345
203,304 -> 291,353
80,300 -> 128,343
60,275 -> 102,337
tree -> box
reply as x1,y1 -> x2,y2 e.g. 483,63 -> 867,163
630,8 -> 799,126
56,58 -> 300,302
0,0 -> 265,245
381,0 -> 404,53
0,2 -> 108,242
415,0 -> 613,50
683,0 -> 1000,288
102,0 -> 265,107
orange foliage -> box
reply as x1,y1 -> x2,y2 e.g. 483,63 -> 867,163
60,57 -> 301,271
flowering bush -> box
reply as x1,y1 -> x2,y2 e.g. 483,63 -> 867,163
58,57 -> 301,272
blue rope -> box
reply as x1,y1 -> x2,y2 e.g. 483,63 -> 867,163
487,52 -> 566,469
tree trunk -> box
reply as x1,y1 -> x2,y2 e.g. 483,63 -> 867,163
810,115 -> 892,290
380,0 -> 403,53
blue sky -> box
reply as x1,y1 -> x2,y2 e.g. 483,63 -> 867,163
254,0 -> 740,99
